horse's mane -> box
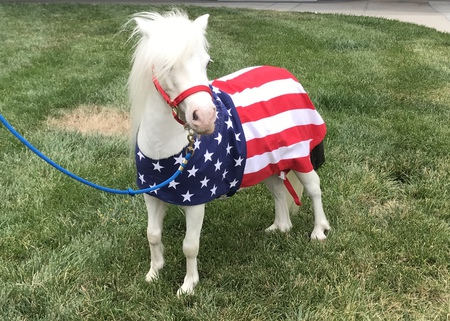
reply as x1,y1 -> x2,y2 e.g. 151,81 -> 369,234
127,10 -> 209,146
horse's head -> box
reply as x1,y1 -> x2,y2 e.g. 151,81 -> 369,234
131,11 -> 216,135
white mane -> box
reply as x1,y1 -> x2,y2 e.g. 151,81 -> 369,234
127,10 -> 210,145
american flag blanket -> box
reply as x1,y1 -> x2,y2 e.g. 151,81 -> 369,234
136,66 -> 326,205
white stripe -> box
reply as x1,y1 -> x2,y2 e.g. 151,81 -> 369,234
214,66 -> 262,82
242,109 -> 324,141
244,140 -> 312,174
229,78 -> 306,108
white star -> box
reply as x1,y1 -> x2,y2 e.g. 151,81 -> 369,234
225,118 -> 233,129
234,156 -> 244,167
173,153 -> 184,165
187,165 -> 199,177
230,179 -> 239,188
149,183 -> 158,195
168,180 -> 179,189
181,190 -> 194,202
137,151 -> 145,161
200,176 -> 210,188
215,133 -> 222,145
210,184 -> 217,196
194,139 -> 201,150
138,173 -> 146,185
235,133 -> 241,141
226,143 -> 233,155
153,161 -> 164,172
213,87 -> 221,94
222,169 -> 228,179
204,150 -> 213,162
214,159 -> 222,172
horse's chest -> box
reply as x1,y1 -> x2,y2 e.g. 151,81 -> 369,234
135,91 -> 246,206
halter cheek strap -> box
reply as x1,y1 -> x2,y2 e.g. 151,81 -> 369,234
152,76 -> 213,126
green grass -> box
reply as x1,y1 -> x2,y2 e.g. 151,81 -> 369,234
1,3 -> 450,320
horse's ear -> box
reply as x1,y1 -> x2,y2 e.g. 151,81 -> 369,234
133,17 -> 151,36
194,14 -> 209,31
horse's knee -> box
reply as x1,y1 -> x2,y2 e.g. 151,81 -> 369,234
183,239 -> 199,258
147,227 -> 162,245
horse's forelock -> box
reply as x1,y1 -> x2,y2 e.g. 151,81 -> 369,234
131,10 -> 209,79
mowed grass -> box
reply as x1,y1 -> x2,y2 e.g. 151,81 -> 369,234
1,3 -> 449,320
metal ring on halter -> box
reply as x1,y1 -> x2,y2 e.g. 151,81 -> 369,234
186,129 -> 196,155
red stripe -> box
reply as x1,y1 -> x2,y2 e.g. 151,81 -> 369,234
245,124 -> 326,159
212,66 -> 299,94
235,93 -> 315,124
241,158 -> 313,187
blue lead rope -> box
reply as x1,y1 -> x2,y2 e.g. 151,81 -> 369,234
0,114 -> 191,196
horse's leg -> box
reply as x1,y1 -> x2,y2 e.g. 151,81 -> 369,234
177,204 -> 205,296
294,170 -> 331,240
144,194 -> 167,283
264,174 -> 292,232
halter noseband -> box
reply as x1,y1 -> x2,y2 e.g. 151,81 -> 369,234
152,76 -> 213,126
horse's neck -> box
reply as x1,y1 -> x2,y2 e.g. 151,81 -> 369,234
137,94 -> 188,160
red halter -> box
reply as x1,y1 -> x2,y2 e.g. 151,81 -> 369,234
152,76 -> 213,126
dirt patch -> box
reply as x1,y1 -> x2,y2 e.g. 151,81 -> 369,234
47,105 -> 130,136
428,85 -> 450,105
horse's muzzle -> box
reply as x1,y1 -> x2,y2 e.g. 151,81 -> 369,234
189,105 -> 216,135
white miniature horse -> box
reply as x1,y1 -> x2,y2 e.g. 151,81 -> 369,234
128,11 -> 331,296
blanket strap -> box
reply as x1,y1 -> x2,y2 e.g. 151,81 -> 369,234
280,171 -> 302,206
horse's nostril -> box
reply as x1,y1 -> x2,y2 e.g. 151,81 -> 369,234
193,110 -> 199,121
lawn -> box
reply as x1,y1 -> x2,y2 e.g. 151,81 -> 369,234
1,3 -> 449,320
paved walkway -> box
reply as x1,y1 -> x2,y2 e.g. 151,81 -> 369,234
4,0 -> 450,33
159,0 -> 450,33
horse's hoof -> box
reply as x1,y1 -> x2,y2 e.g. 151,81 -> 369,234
145,269 -> 159,283
310,224 -> 331,241
177,274 -> 198,297
177,284 -> 195,297
177,288 -> 194,297
310,231 -> 327,241
265,224 -> 278,232
265,223 -> 292,233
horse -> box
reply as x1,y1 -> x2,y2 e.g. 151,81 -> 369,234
128,10 -> 331,296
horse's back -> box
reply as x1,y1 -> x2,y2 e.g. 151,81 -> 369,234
212,66 -> 299,93
211,66 -> 326,187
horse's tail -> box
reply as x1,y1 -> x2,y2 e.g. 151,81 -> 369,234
310,141 -> 325,170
